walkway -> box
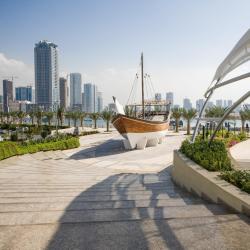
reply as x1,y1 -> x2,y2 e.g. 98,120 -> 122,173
0,132 -> 250,249
230,138 -> 250,170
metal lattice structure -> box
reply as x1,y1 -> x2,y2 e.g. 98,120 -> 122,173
192,29 -> 250,143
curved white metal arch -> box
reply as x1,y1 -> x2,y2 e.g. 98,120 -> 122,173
192,29 -> 250,142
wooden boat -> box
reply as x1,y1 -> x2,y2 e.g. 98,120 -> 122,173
112,53 -> 169,149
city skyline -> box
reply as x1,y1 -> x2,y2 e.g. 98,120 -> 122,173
1,1 -> 250,106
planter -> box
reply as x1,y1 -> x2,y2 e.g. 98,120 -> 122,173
172,150 -> 250,216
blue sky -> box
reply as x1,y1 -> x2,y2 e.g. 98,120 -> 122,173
1,0 -> 250,105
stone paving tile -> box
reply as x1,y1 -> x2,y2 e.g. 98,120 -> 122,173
0,132 -> 249,249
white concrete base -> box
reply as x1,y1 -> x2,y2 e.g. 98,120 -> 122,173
136,137 -> 147,150
121,130 -> 167,150
123,139 -> 133,150
146,138 -> 159,147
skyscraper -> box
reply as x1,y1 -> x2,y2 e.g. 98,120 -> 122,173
59,77 -> 67,109
70,73 -> 82,109
183,98 -> 192,110
97,91 -> 103,112
227,100 -> 233,107
216,99 -> 223,107
196,99 -> 205,112
166,92 -> 174,108
34,40 -> 59,110
83,83 -> 97,113
15,86 -> 32,102
3,80 -> 13,113
155,93 -> 162,102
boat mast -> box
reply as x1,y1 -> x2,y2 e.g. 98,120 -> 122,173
141,52 -> 145,119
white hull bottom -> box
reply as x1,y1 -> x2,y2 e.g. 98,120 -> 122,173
121,130 -> 168,150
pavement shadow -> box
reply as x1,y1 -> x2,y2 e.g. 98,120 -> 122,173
46,169 -> 242,250
45,171 -> 188,249
68,139 -> 128,160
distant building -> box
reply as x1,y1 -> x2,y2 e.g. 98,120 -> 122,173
83,83 -> 97,113
70,73 -> 82,108
155,93 -> 162,102
97,92 -> 103,113
59,77 -> 68,109
108,103 -> 116,112
32,88 -> 35,103
8,101 -> 20,112
34,40 -> 59,110
227,100 -> 233,107
3,79 -> 13,113
223,100 -> 228,108
207,101 -> 214,109
0,95 -> 3,111
183,98 -> 192,110
173,104 -> 180,109
15,86 -> 32,102
196,99 -> 205,112
166,92 -> 174,108
216,99 -> 223,108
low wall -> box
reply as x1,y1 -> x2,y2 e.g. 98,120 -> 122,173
172,150 -> 250,216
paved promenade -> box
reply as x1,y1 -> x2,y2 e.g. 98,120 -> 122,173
0,132 -> 250,249
230,139 -> 250,170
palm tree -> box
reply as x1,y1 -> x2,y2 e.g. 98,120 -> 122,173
90,113 -> 100,129
71,112 -> 80,127
28,111 -> 35,125
239,109 -> 250,132
10,111 -> 18,124
57,107 -> 64,127
0,112 -> 4,124
35,109 -> 43,127
205,106 -> 225,118
17,111 -> 26,125
102,110 -> 112,132
44,112 -> 54,126
171,107 -> 182,133
4,112 -> 10,124
182,108 -> 197,135
65,112 -> 72,127
79,112 -> 86,127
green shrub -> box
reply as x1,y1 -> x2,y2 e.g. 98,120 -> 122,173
80,130 -> 99,136
41,130 -> 48,139
180,139 -> 232,171
0,137 -> 80,161
10,133 -> 18,141
220,170 -> 250,194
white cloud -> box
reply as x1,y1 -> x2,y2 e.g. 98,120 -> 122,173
0,53 -> 34,94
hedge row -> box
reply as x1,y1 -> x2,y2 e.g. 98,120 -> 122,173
220,170 -> 250,194
0,137 -> 80,161
180,139 -> 232,171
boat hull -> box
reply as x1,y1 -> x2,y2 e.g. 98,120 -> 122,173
112,114 -> 169,149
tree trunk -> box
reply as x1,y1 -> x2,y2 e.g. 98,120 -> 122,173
106,120 -> 109,132
94,119 -> 97,129
80,119 -> 83,127
74,119 -> 77,127
187,119 -> 190,135
68,118 -> 70,127
242,120 -> 245,132
175,118 -> 179,133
